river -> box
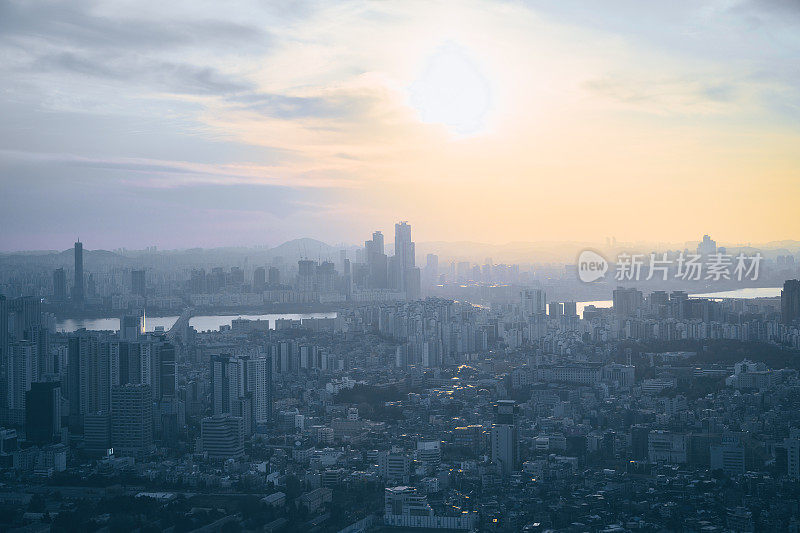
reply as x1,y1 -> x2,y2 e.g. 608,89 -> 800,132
55,312 -> 338,333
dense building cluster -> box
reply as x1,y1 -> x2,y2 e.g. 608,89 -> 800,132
1,233 -> 800,531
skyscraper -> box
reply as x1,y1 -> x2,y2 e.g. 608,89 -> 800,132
7,341 -> 37,423
53,268 -> 67,301
73,241 -> 84,303
253,266 -> 266,291
268,266 -> 280,287
211,354 -> 272,428
9,296 -> 41,341
491,400 -> 519,475
366,231 -> 388,289
424,253 -> 439,284
782,279 -> 800,325
0,296 -> 7,406
131,269 -> 146,296
388,221 -> 421,299
25,382 -> 62,445
111,383 -> 153,458
67,332 -> 108,432
613,287 -> 643,317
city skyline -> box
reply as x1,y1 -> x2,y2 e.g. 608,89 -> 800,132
2,2 -> 800,531
2,0 -> 799,251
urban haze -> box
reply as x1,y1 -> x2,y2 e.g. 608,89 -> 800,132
1,2 -> 800,533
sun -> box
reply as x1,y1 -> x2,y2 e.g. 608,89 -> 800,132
409,42 -> 492,136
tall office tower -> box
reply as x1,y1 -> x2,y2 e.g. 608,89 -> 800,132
339,249 -> 347,270
613,287 -> 644,317
131,269 -> 146,296
211,355 -> 236,416
253,266 -> 266,291
366,231 -> 388,289
7,341 -> 37,423
154,341 -> 176,400
53,268 -> 67,301
25,382 -> 62,445
782,280 -> 800,325
548,302 -> 563,318
297,259 -> 317,292
111,383 -> 153,458
73,240 -> 84,303
200,414 -> 245,459
563,301 -> 578,317
491,400 -> 519,475
67,333 -> 109,432
393,221 -> 417,296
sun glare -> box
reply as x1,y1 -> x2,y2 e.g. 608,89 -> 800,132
409,42 -> 492,136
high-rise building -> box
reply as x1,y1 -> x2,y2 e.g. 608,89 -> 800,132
119,314 -> 143,341
268,266 -> 280,287
7,341 -> 37,422
393,221 -> 419,298
155,341 -> 176,400
491,400 -> 519,475
200,414 -> 245,459
781,280 -> 800,325
67,332 -> 109,432
53,268 -> 67,301
25,382 -> 62,445
131,269 -> 146,296
297,259 -> 317,292
84,411 -> 111,455
73,241 -> 84,303
613,287 -> 643,317
211,355 -> 236,416
424,253 -> 439,285
697,234 -> 717,256
710,434 -> 745,476
416,440 -> 441,475
111,383 -> 153,458
9,296 -> 41,341
0,296 -> 7,406
520,289 -> 546,315
253,266 -> 266,291
366,231 -> 388,289
211,354 -> 271,427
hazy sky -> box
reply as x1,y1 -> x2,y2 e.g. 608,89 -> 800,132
1,0 -> 798,251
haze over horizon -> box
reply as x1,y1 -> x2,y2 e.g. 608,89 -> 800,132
2,0 -> 799,250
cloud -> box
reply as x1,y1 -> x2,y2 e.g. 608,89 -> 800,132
31,52 -> 254,96
582,76 -> 741,115
0,1 -> 268,52
0,150 -> 359,189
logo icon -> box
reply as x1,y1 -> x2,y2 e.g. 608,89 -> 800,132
578,250 -> 608,283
